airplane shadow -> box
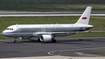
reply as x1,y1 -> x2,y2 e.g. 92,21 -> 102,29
56,38 -> 105,45
4,38 -> 39,44
56,39 -> 93,45
20,39 -> 39,43
4,38 -> 105,44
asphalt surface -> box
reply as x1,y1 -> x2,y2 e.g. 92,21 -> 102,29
0,12 -> 105,16
0,12 -> 105,15
0,37 -> 105,58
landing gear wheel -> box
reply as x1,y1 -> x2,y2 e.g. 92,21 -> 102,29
38,38 -> 41,42
38,38 -> 43,42
14,40 -> 18,43
52,39 -> 56,43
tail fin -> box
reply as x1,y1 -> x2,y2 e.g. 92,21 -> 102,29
75,6 -> 92,25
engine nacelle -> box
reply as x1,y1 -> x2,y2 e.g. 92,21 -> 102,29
40,35 -> 52,42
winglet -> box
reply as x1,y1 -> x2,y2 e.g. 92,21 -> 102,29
75,7 -> 92,25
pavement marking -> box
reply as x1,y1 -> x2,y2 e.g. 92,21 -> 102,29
23,43 -> 26,44
6,41 -> 9,42
27,43 -> 29,44
29,43 -> 31,44
2,40 -> 5,41
1,56 -> 105,59
74,52 -> 101,57
9,41 -> 11,42
48,47 -> 105,56
0,40 -> 41,46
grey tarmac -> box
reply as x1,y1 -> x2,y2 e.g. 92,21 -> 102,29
0,37 -> 105,58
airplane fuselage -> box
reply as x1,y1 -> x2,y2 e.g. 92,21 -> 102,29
2,24 -> 93,37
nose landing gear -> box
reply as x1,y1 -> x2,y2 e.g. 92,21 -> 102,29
14,37 -> 18,43
14,40 -> 18,43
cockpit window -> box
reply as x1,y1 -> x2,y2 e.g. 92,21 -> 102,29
6,28 -> 13,30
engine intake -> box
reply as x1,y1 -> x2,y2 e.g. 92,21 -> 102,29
40,35 -> 52,42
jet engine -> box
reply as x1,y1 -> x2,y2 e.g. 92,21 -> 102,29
40,35 -> 52,42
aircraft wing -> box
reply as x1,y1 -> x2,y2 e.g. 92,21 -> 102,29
34,32 -> 77,35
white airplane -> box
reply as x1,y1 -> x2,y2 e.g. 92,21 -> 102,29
2,7 -> 93,43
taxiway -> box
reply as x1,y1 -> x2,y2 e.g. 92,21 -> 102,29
0,12 -> 105,16
0,37 -> 105,58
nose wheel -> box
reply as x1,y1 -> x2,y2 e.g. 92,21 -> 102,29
14,40 -> 18,43
52,38 -> 56,43
14,37 -> 18,43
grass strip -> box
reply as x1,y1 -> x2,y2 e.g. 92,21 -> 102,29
98,52 -> 105,54
0,0 -> 105,12
0,16 -> 105,32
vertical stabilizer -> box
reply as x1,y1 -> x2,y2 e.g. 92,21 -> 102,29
75,7 -> 92,25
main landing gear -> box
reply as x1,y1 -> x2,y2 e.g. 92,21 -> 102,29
52,38 -> 56,43
14,40 -> 18,43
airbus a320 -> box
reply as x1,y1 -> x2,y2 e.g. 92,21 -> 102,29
2,7 -> 93,43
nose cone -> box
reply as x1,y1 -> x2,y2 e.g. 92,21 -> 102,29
2,31 -> 9,36
2,31 -> 7,36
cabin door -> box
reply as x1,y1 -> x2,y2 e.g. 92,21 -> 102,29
16,26 -> 20,36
